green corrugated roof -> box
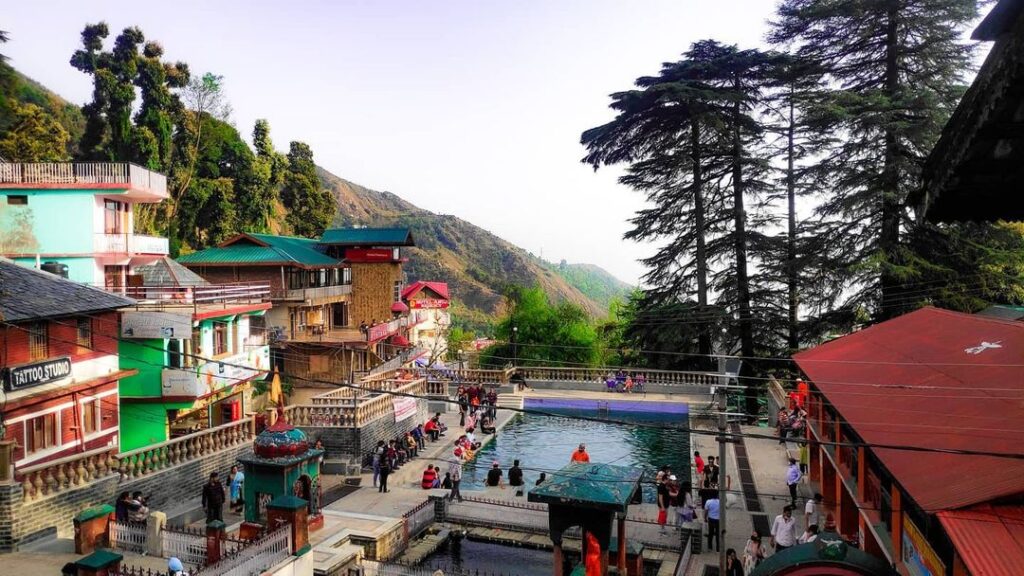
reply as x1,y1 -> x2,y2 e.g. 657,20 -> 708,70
528,463 -> 642,512
177,233 -> 341,267
319,227 -> 414,246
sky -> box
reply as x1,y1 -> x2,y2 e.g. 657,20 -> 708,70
5,0 -> 778,284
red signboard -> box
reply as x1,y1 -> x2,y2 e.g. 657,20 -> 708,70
409,298 -> 449,309
345,248 -> 397,262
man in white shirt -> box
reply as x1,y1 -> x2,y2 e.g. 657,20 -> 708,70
770,505 -> 799,551
704,494 -> 721,552
805,493 -> 823,530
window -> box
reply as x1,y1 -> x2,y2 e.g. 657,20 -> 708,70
28,322 -> 48,361
213,323 -> 228,356
82,400 -> 100,435
342,268 -> 352,285
248,315 -> 267,346
168,339 -> 183,369
76,317 -> 92,349
104,265 -> 127,290
7,195 -> 28,205
393,281 -> 402,302
103,199 -> 125,234
26,413 -> 58,454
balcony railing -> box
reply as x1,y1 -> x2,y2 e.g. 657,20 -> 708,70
0,162 -> 168,198
94,233 -> 170,255
115,282 -> 271,310
366,311 -> 427,341
271,283 -> 352,302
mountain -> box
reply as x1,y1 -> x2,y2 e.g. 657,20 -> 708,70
318,167 -> 615,329
547,261 -> 633,311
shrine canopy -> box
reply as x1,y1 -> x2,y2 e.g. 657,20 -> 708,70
749,532 -> 896,576
528,463 -> 643,513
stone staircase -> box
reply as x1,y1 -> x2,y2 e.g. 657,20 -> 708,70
495,394 -> 524,413
322,455 -> 363,476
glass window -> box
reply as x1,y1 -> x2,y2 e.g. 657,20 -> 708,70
104,199 -> 124,234
213,323 -> 228,356
76,317 -> 92,349
28,321 -> 48,361
26,413 -> 58,454
83,400 -> 99,435
393,281 -> 402,302
168,338 -> 183,369
7,195 -> 28,205
343,268 -> 352,285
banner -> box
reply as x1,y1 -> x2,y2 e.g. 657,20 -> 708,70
122,311 -> 193,339
392,397 -> 417,422
4,356 -> 72,391
902,513 -> 945,576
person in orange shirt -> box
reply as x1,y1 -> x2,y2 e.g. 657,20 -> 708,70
571,443 -> 590,463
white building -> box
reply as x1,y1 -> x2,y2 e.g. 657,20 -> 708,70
401,281 -> 450,362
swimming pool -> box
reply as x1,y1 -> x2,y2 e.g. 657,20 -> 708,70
459,403 -> 690,502
420,537 -> 552,575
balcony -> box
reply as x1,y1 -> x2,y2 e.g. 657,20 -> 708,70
272,283 -> 352,303
0,162 -> 168,200
94,233 -> 170,255
116,282 -> 271,319
161,345 -> 270,398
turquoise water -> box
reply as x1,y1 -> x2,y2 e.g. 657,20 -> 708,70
421,538 -> 552,575
460,409 -> 691,502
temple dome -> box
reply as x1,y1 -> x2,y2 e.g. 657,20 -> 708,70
253,417 -> 309,459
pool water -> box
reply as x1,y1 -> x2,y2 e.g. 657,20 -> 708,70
420,537 -> 552,575
459,409 -> 690,502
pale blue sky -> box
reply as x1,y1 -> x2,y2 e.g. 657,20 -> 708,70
5,1 -> 780,283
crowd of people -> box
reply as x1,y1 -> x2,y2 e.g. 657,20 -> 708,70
604,369 -> 646,393
371,413 -> 450,493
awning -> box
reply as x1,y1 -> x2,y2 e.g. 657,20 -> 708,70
390,301 -> 409,313
388,334 -> 410,347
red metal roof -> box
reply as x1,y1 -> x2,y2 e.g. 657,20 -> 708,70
793,307 -> 1024,512
937,504 -> 1024,576
401,281 -> 449,301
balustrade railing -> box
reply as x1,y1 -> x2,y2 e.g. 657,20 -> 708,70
516,366 -> 719,386
18,445 -> 119,502
116,417 -> 254,482
0,162 -> 168,197
196,526 -> 291,576
283,404 -> 359,427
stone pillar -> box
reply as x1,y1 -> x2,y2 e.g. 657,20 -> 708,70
73,504 -> 114,555
75,549 -> 122,576
430,495 -> 448,522
206,520 -> 226,565
617,516 -> 626,573
146,511 -> 166,557
268,495 -> 310,556
0,440 -> 15,483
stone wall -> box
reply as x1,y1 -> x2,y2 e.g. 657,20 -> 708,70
0,442 -> 252,552
298,398 -> 429,464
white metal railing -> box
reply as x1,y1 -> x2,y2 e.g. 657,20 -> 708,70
116,282 -> 271,307
110,520 -> 148,554
161,525 -> 207,570
94,233 -> 170,255
274,283 -> 352,302
0,162 -> 168,196
366,311 -> 428,341
198,526 -> 291,576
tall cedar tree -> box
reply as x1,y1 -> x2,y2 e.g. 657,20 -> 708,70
769,0 -> 979,320
281,142 -> 336,237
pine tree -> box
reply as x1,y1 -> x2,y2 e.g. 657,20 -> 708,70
281,141 -> 336,237
770,0 -> 979,319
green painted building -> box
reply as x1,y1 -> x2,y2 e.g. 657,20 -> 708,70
238,416 -> 323,526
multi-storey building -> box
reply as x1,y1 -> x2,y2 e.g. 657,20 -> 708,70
0,259 -> 135,472
401,281 -> 450,362
115,274 -> 271,451
0,162 -> 170,288
179,228 -> 421,385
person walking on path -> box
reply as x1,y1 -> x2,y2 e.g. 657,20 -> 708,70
372,440 -> 384,488
704,492 -> 721,552
743,531 -> 764,572
805,493 -> 823,530
448,457 -> 464,502
786,458 -> 801,506
571,443 -> 590,463
202,472 -> 225,523
770,505 -> 799,553
228,465 -> 245,514
378,455 -> 392,493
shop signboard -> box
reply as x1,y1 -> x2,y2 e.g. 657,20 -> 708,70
409,298 -> 449,309
162,345 -> 270,398
122,311 -> 192,339
392,397 -> 417,422
3,356 -> 72,391
902,513 -> 945,576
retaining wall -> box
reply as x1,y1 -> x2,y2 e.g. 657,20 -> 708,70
298,398 -> 429,463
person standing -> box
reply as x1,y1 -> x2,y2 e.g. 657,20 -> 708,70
378,454 -> 392,493
743,531 -> 764,572
704,492 -> 721,552
770,505 -> 799,552
202,472 -> 225,523
805,493 -> 823,531
725,548 -> 744,576
704,456 -> 720,489
786,458 -> 801,506
571,443 -> 590,463
228,465 -> 245,514
372,440 -> 385,488
694,451 -> 705,477
448,456 -> 463,502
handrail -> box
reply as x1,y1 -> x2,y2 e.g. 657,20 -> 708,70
0,162 -> 168,196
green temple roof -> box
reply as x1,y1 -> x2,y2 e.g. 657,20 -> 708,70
76,549 -> 123,569
528,463 -> 642,513
749,532 -> 896,576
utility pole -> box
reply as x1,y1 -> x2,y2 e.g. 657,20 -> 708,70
717,384 -> 728,576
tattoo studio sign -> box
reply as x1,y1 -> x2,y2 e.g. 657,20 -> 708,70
3,356 -> 73,391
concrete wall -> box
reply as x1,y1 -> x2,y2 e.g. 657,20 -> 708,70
0,442 -> 252,552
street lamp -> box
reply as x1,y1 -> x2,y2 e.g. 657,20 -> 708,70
512,326 -> 518,366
